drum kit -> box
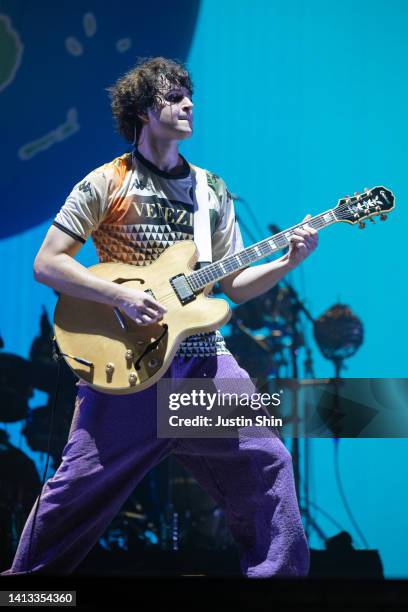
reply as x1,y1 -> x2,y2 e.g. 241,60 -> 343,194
225,283 -> 304,381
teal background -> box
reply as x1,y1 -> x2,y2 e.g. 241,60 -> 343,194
1,0 -> 407,577
181,0 -> 408,577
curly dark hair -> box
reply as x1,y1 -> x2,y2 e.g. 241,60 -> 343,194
107,56 -> 194,144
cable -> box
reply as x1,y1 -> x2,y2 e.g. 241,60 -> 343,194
301,498 -> 350,534
26,348 -> 62,573
333,440 -> 369,549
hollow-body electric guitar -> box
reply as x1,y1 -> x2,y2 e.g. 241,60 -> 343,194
54,186 -> 395,394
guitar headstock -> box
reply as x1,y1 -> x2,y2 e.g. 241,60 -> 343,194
333,186 -> 395,227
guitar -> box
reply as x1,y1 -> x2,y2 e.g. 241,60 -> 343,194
54,186 -> 395,394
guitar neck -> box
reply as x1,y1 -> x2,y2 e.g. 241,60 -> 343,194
188,208 -> 338,291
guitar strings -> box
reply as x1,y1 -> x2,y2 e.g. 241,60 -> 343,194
122,199 -> 390,305
150,204 -> 387,298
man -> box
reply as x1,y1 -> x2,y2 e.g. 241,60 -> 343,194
3,57 -> 317,577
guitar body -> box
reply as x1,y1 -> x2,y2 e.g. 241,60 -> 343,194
54,241 -> 231,395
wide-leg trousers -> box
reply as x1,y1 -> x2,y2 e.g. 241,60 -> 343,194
2,354 -> 309,578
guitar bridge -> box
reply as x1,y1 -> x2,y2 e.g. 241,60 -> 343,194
170,274 -> 196,305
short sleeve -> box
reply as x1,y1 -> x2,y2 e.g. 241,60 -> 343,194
211,178 -> 245,262
53,170 -> 108,243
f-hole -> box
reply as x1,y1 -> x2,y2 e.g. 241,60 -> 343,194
113,277 -> 145,285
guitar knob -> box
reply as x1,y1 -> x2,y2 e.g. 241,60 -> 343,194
358,221 -> 366,229
148,358 -> 158,368
380,214 -> 387,221
105,362 -> 114,382
125,350 -> 134,367
129,373 -> 137,386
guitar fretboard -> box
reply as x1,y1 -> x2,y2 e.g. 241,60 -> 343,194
188,209 -> 337,291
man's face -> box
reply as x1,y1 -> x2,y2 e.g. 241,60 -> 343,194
145,81 -> 194,142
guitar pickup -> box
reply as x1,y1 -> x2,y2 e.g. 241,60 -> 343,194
170,274 -> 196,305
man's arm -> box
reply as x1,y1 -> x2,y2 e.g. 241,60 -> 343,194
34,226 -> 167,325
220,216 -> 318,304
220,255 -> 294,304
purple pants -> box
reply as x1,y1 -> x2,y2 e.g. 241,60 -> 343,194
2,355 -> 309,577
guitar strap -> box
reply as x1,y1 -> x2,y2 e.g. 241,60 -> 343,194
189,164 -> 212,266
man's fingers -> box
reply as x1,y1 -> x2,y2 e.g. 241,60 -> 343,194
288,213 -> 319,263
294,222 -> 315,237
142,305 -> 163,318
290,237 -> 307,249
143,309 -> 164,322
291,234 -> 307,243
138,312 -> 162,325
132,307 -> 164,325
143,296 -> 167,314
290,234 -> 316,249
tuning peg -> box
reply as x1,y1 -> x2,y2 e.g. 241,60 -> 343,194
380,214 -> 387,221
358,221 -> 366,229
370,217 -> 375,223
364,187 -> 371,194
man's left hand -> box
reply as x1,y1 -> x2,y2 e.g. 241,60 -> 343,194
286,214 -> 318,269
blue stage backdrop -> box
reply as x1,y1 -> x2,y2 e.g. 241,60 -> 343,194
1,0 -> 407,577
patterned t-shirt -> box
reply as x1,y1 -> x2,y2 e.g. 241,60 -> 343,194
53,148 -> 244,357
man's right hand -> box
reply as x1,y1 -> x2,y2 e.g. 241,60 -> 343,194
116,288 -> 167,326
